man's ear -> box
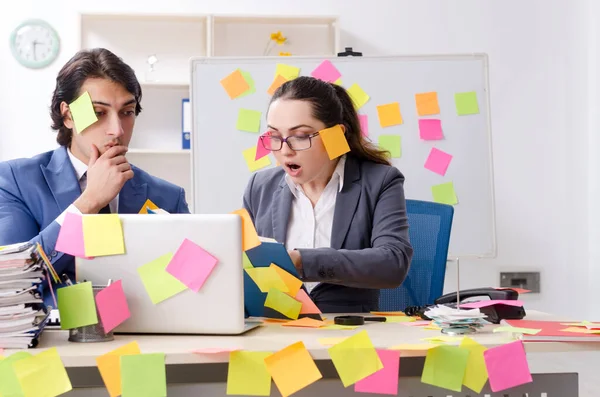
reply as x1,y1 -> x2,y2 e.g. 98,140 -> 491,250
60,101 -> 74,129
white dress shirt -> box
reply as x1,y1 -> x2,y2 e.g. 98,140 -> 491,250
285,155 -> 346,292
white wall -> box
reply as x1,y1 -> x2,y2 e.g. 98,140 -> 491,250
0,0 -> 591,317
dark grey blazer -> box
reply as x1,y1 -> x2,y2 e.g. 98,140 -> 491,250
242,155 -> 413,313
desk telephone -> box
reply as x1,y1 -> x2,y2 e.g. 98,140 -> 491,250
406,287 -> 526,324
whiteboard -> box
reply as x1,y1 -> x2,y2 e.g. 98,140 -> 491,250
190,55 -> 496,258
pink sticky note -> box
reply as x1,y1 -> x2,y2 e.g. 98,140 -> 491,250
354,349 -> 400,395
358,114 -> 369,137
56,212 -> 86,257
311,60 -> 342,83
419,119 -> 444,140
484,340 -> 532,392
424,148 -> 453,176
193,347 -> 241,354
255,133 -> 271,160
294,289 -> 321,314
165,238 -> 218,292
95,280 -> 130,333
402,321 -> 432,327
460,300 -> 524,309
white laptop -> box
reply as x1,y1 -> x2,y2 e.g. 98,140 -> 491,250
76,214 -> 260,335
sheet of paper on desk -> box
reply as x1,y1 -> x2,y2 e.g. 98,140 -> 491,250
264,288 -> 302,320
354,349 -> 400,395
82,214 -> 125,257
328,330 -> 383,387
96,341 -> 141,397
166,238 -> 219,293
245,267 -> 288,293
121,353 -> 167,397
13,347 -> 72,397
231,208 -> 261,251
460,337 -> 488,394
95,280 -> 130,333
265,341 -> 322,397
421,345 -> 469,392
227,351 -> 272,396
0,351 -> 31,397
57,281 -> 98,329
483,340 -> 532,392
137,253 -> 187,304
56,212 -> 86,257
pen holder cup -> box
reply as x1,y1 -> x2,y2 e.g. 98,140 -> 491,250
68,286 -> 114,343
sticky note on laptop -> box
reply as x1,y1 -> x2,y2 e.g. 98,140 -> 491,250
82,214 -> 125,257
166,238 -> 219,292
231,208 -> 261,251
137,253 -> 187,304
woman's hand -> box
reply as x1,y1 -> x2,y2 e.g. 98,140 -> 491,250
288,249 -> 303,275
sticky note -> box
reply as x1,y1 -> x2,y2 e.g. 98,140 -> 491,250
82,214 -> 125,257
422,336 -> 464,344
69,91 -> 98,133
389,343 -> 437,351
193,347 -> 240,354
265,341 -> 322,397
560,327 -> 600,334
137,253 -> 187,304
264,288 -> 302,320
333,78 -> 343,86
385,316 -> 415,323
415,92 -> 440,116
378,135 -> 401,158
321,324 -> 358,330
238,70 -> 256,98
95,280 -> 130,333
226,351 -> 272,396
424,147 -> 453,176
295,289 -> 321,314
138,199 -> 159,214
358,114 -> 369,136
311,59 -> 342,83
431,182 -> 458,205
0,352 -> 31,397
493,326 -> 541,335
245,267 -> 289,293
460,337 -> 488,393
275,63 -> 300,80
455,91 -> 480,115
255,133 -> 271,160
377,102 -> 403,127
484,340 -> 532,392
347,83 -> 370,109
121,353 -> 167,397
421,345 -> 469,392
96,341 -> 141,397
282,317 -> 326,328
354,349 -> 400,395
56,212 -> 86,257
267,74 -> 288,96
231,208 -> 261,251
242,252 -> 253,269
319,124 -> 350,160
328,330 -> 383,387
165,238 -> 218,293
419,119 -> 444,140
57,281 -> 98,329
13,348 -> 72,396
236,108 -> 262,133
318,337 -> 349,346
270,263 -> 302,296
243,146 -> 272,172
220,69 -> 250,99
371,311 -> 407,316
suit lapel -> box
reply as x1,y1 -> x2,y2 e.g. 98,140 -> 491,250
272,178 -> 293,244
330,156 -> 361,249
40,147 -> 81,212
118,167 -> 148,214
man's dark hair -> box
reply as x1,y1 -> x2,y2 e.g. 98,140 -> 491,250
50,48 -> 142,146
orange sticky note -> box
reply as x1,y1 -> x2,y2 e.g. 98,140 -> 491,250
265,341 -> 322,397
138,199 -> 159,214
268,75 -> 288,95
295,289 -> 321,314
415,92 -> 440,116
282,317 -> 326,328
231,208 -> 261,251
376,102 -> 403,127
319,124 -> 350,160
96,341 -> 141,397
220,69 -> 250,99
270,264 -> 302,296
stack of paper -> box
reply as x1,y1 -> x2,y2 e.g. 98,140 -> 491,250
424,305 -> 489,334
0,242 -> 50,348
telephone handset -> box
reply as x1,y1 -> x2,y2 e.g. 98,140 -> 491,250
434,287 -> 519,305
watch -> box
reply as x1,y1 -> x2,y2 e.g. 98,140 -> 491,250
10,19 -> 60,69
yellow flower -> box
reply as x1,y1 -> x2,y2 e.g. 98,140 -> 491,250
270,31 -> 287,45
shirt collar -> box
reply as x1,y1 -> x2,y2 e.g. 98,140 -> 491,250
67,148 -> 88,182
285,154 -> 346,198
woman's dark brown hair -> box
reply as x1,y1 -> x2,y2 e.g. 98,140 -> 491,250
270,76 -> 391,165
50,48 -> 142,147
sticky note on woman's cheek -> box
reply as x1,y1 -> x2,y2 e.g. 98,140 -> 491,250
319,125 -> 350,160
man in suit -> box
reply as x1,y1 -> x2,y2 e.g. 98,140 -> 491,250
0,48 -> 189,306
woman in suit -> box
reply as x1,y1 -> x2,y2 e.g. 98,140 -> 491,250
242,76 -> 413,313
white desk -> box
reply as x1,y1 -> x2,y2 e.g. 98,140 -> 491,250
5,310 -> 597,397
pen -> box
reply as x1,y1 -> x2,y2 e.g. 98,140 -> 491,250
62,274 -> 73,286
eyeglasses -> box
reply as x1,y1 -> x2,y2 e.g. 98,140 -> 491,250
260,131 -> 320,151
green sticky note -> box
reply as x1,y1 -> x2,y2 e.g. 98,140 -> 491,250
0,352 -> 32,397
242,252 -> 253,269
13,348 -> 72,397
236,109 -> 262,133
275,63 -> 300,80
378,135 -> 401,158
238,70 -> 256,98
431,182 -> 458,205
264,288 -> 302,320
421,345 -> 469,392
69,91 -> 98,133
327,330 -> 383,387
227,351 -> 272,396
455,91 -> 479,115
493,326 -> 541,335
460,337 -> 488,393
137,253 -> 187,304
57,281 -> 98,329
121,353 -> 166,397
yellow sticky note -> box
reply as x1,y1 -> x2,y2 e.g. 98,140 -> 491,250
371,311 -> 406,316
347,83 -> 370,109
423,325 -> 442,330
376,102 -> 403,127
226,351 -> 272,396
318,337 -> 349,346
96,341 -> 141,397
245,267 -> 288,293
421,345 -> 469,392
275,64 -> 300,80
231,208 -> 261,251
270,263 -> 302,296
220,69 -> 250,99
333,78 -> 343,86
415,92 -> 440,116
560,327 -> 600,334
82,214 -> 125,257
0,352 -> 31,397
264,288 -> 302,320
431,181 -> 458,205
282,317 -> 326,328
243,146 -> 272,172
268,74 -> 288,96
460,337 -> 488,393
236,108 -> 262,133
319,124 -> 350,160
389,343 -> 437,351
242,252 -> 253,269
13,347 -> 72,397
327,330 -> 383,387
385,316 -> 415,323
422,336 -> 464,344
69,91 -> 98,134
265,341 -> 322,397
138,199 -> 159,214
321,324 -> 358,330
137,253 -> 187,304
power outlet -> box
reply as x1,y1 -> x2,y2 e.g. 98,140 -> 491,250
499,272 -> 540,293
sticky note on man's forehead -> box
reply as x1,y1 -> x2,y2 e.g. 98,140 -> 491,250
69,91 -> 98,134
319,125 -> 350,160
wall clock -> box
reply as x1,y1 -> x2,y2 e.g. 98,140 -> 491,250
10,19 -> 60,69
